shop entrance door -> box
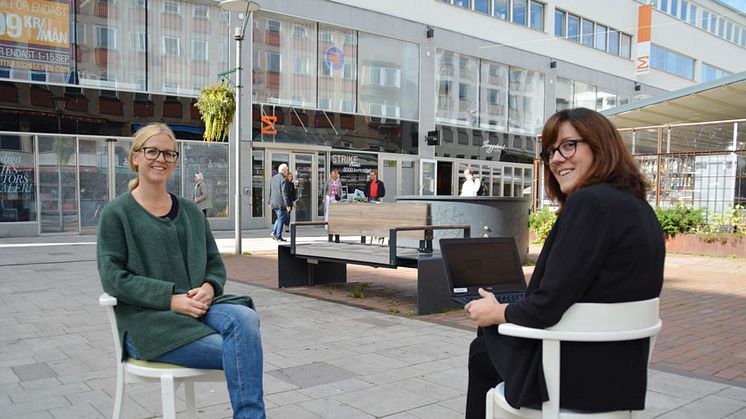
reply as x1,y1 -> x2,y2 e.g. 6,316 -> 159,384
263,149 -> 321,228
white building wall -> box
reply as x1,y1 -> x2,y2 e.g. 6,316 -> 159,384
328,0 -> 746,92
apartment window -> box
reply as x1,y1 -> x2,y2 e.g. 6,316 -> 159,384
267,20 -> 281,33
702,63 -> 731,82
595,24 -> 607,51
95,26 -> 116,49
163,36 -> 180,56
474,0 -> 489,14
688,4 -> 697,25
650,44 -> 694,79
319,61 -> 331,77
343,62 -> 356,80
701,10 -> 709,31
621,33 -> 631,59
568,14 -> 580,43
680,0 -> 688,20
660,0 -> 668,13
192,39 -> 208,62
670,0 -> 678,17
193,6 -> 208,19
710,15 -> 718,35
318,97 -> 332,110
727,21 -> 734,41
529,1 -> 544,31
494,0 -> 508,20
292,24 -> 308,39
554,9 -> 566,37
292,56 -> 311,75
340,99 -> 356,113
369,66 -> 401,88
581,19 -> 594,47
130,32 -> 146,52
267,52 -> 280,72
344,34 -> 357,45
163,81 -> 179,94
608,29 -> 620,55
162,0 -> 179,15
512,0 -> 527,25
453,0 -> 470,9
319,30 -> 333,42
718,18 -> 725,37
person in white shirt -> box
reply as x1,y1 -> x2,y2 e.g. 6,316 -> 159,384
460,167 -> 481,197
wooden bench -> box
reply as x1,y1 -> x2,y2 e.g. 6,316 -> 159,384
277,202 -> 470,315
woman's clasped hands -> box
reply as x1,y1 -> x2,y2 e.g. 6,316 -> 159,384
171,282 -> 215,318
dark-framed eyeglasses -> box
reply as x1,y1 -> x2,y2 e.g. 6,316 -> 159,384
540,139 -> 585,165
141,147 -> 179,163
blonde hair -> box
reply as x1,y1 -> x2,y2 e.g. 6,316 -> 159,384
127,123 -> 176,191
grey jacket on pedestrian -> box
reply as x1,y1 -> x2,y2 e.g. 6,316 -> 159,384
269,173 -> 291,208
193,181 -> 212,210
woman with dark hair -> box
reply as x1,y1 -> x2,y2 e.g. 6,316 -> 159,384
464,108 -> 665,418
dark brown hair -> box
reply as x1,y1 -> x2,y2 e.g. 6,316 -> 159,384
541,108 -> 648,207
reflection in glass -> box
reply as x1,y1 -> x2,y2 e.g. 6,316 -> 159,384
0,135 -> 36,222
253,150 -> 265,218
38,136 -> 78,233
508,67 -> 545,135
555,78 -> 573,111
79,138 -> 109,230
573,81 -> 596,110
480,61 -> 508,131
318,25 -> 357,113
358,32 -> 419,121
253,13 -> 317,107
181,142 -> 229,218
436,50 -> 479,127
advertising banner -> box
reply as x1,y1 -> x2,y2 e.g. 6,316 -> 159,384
636,4 -> 652,75
0,0 -> 73,75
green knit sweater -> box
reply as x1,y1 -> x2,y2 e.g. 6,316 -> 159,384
97,192 -> 253,360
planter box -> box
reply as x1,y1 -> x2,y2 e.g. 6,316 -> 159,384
665,234 -> 746,258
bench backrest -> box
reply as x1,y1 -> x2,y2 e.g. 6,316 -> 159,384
328,202 -> 430,240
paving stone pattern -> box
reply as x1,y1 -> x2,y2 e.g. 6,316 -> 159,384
0,232 -> 744,418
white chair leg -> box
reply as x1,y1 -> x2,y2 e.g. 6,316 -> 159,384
161,374 -> 177,419
486,388 -> 495,419
112,365 -> 125,419
184,381 -> 197,419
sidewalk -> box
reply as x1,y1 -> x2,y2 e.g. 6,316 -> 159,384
0,231 -> 744,418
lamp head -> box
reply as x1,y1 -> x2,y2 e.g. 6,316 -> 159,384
220,0 -> 261,13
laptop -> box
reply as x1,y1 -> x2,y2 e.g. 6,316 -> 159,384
440,237 -> 527,305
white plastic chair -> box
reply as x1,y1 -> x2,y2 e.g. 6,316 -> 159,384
486,298 -> 662,419
99,293 -> 226,419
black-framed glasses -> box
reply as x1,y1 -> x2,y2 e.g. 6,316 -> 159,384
141,147 -> 179,163
540,139 -> 585,165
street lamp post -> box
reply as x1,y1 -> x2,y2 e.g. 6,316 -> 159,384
219,1 -> 260,255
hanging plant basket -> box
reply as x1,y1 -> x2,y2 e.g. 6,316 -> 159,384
194,81 -> 235,142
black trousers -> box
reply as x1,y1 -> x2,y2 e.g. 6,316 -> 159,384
466,334 -> 503,419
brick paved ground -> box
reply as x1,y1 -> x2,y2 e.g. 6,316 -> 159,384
224,244 -> 746,388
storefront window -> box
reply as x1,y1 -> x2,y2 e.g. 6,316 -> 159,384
38,136 -> 78,233
507,67 -> 545,135
0,135 -> 36,222
330,151 -> 378,196
479,60 -> 509,131
318,25 -> 357,113
436,50 -> 479,127
253,13 -> 317,107
358,32 -> 419,121
181,141 -> 229,218
79,138 -> 109,229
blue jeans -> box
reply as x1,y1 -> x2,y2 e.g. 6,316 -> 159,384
272,207 -> 287,238
125,304 -> 265,419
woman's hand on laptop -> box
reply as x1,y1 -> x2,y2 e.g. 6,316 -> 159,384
465,288 -> 507,327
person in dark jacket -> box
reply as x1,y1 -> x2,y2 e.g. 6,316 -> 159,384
464,108 -> 665,418
364,169 -> 385,202
268,163 -> 291,241
284,172 -> 298,233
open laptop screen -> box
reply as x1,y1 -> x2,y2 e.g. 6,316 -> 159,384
440,237 -> 526,293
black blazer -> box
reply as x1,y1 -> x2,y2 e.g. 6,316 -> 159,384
484,183 -> 665,412
364,180 -> 385,200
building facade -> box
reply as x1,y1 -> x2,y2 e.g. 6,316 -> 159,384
1,0 -> 744,236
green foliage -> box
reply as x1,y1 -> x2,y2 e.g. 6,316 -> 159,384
697,205 -> 745,235
654,206 -> 705,236
350,282 -> 368,299
529,206 -> 557,242
194,81 -> 235,142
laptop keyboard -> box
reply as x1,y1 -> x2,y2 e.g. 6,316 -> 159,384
454,292 -> 525,305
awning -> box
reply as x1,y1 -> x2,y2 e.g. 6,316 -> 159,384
601,71 -> 746,129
